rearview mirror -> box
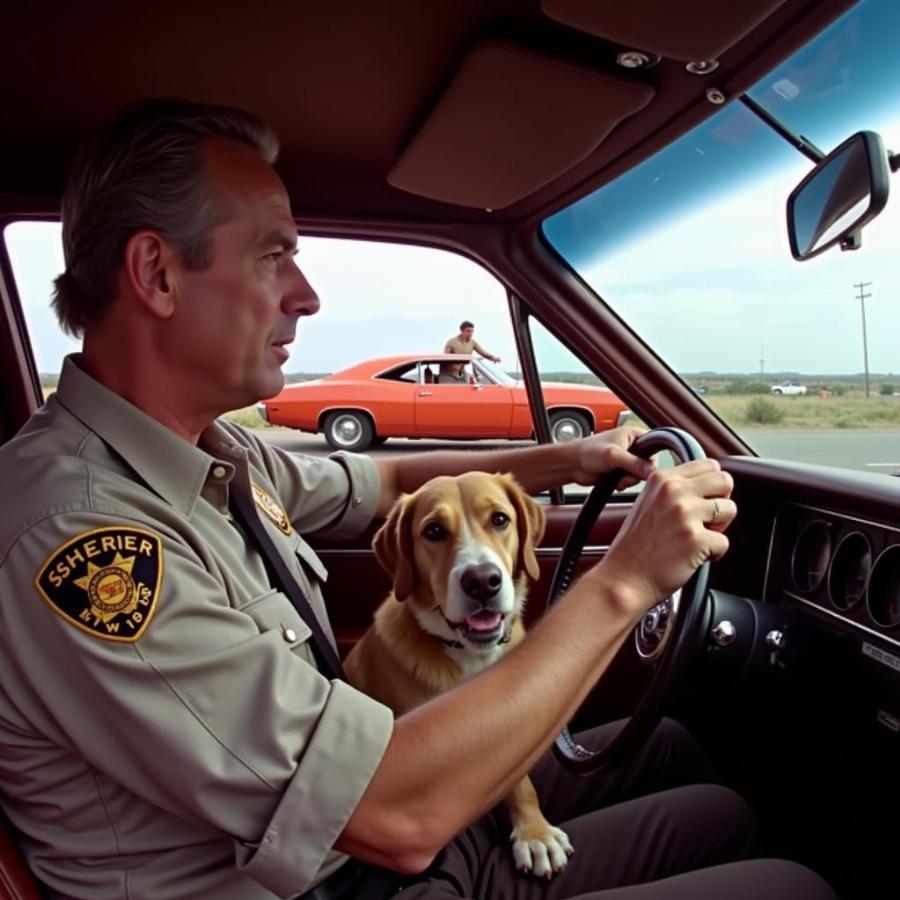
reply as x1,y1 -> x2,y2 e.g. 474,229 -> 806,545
786,131 -> 890,261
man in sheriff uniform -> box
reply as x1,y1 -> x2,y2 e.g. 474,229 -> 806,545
0,100 -> 837,900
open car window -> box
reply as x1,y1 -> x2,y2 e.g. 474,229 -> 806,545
4,224 -> 623,485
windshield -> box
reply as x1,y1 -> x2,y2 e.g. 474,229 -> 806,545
544,0 -> 900,476
477,358 -> 516,385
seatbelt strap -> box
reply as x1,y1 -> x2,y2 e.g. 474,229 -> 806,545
228,482 -> 346,681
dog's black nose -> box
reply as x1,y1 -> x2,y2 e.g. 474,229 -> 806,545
461,563 -> 503,601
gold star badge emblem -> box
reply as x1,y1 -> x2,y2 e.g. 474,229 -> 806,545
73,553 -> 139,623
251,483 -> 293,534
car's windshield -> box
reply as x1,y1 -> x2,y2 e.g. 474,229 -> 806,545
544,0 -> 900,476
477,359 -> 516,385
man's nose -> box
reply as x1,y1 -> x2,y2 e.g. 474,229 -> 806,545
283,262 -> 320,317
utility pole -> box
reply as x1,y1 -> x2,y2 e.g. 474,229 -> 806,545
759,345 -> 765,377
854,282 -> 872,398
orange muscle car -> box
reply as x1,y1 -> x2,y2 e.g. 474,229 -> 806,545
257,354 -> 630,451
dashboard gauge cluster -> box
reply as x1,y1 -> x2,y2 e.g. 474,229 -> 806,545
766,503 -> 900,646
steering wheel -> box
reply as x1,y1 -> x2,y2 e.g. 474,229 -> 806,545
549,427 -> 711,776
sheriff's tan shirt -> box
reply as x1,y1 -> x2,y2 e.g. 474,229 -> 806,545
0,356 -> 393,900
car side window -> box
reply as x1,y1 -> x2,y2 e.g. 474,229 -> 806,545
377,363 -> 419,383
529,318 -> 637,495
4,221 -> 79,386
3,225 -> 626,477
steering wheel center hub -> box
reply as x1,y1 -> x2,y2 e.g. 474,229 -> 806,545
635,590 -> 680,661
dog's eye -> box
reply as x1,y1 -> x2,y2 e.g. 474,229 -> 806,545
423,522 -> 445,541
491,512 -> 510,529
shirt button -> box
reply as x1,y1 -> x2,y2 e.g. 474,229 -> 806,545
212,465 -> 227,479
281,624 -> 297,643
352,496 -> 362,507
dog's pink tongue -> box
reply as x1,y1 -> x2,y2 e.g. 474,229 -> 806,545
465,611 -> 502,631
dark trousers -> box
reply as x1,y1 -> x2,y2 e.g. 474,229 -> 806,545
389,718 -> 838,900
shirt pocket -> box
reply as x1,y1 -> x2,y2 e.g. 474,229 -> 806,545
291,534 -> 329,585
241,588 -> 313,651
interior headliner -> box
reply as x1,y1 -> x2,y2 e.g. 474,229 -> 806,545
2,0 -> 856,224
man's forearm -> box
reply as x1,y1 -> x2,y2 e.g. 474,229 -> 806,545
374,443 -> 579,515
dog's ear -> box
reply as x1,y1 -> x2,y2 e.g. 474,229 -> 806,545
500,473 -> 546,581
373,494 -> 417,601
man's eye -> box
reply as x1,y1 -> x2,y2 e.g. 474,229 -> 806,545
491,512 -> 510,529
423,522 -> 445,541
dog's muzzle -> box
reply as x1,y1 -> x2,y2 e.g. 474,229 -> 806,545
446,562 -> 510,645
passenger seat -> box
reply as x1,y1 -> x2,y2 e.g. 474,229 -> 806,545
0,816 -> 41,899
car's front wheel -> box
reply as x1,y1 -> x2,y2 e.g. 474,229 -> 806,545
549,409 -> 591,443
772,389 -> 783,395
322,410 -> 374,452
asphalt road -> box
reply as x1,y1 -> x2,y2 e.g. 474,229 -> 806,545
259,431 -> 533,456
258,428 -> 900,475
747,428 -> 900,474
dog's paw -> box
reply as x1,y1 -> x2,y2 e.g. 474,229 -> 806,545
510,824 -> 574,878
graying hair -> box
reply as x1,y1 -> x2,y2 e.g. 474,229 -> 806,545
52,98 -> 280,336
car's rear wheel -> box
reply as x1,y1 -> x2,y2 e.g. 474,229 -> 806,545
549,409 -> 591,443
323,410 -> 374,451
772,389 -> 783,395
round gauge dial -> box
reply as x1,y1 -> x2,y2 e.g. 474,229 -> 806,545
828,532 -> 871,611
791,520 -> 832,593
867,544 -> 900,629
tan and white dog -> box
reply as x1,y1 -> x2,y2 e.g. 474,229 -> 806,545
344,471 -> 573,878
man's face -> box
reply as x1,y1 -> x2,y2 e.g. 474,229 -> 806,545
461,326 -> 475,341
166,137 -> 319,413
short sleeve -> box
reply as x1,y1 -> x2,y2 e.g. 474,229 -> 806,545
0,510 -> 393,895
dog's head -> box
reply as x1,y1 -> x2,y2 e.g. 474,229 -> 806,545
373,471 -> 546,651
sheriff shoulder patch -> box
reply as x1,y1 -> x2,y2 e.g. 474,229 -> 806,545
251,483 -> 293,535
34,526 -> 163,642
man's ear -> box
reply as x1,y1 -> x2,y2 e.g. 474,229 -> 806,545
373,494 -> 417,601
501,473 -> 546,581
121,230 -> 178,319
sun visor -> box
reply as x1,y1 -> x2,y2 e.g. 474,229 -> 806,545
387,41 -> 654,210
541,0 -> 788,62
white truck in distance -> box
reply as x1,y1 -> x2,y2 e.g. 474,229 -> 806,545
770,381 -> 808,395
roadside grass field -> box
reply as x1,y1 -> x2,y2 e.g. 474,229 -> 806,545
225,406 -> 275,429
705,394 -> 900,429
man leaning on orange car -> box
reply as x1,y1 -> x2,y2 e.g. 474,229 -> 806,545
439,320 -> 500,383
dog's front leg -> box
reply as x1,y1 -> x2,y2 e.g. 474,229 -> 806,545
504,775 -> 573,878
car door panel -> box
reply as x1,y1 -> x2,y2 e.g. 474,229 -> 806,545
414,382 -> 514,437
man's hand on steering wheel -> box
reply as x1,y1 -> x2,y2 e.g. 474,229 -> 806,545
599,460 -> 736,616
549,427 -> 738,774
571,425 -> 655,490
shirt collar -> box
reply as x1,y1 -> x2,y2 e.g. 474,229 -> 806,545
55,355 -> 239,516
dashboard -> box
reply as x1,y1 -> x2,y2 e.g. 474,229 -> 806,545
710,456 -> 900,740
771,503 -> 900,650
